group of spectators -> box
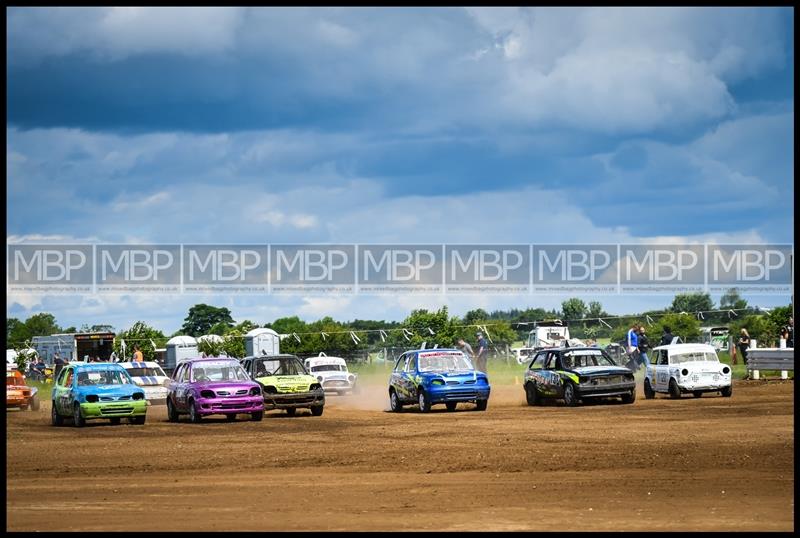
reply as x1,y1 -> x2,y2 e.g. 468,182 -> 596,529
736,316 -> 793,365
625,323 -> 675,371
455,332 -> 489,372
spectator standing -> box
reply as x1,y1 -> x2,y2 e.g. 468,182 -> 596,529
626,323 -> 640,369
475,332 -> 488,373
133,345 -> 144,362
781,317 -> 793,348
737,328 -> 751,366
637,325 -> 650,368
456,338 -> 474,360
53,352 -> 65,380
660,326 -> 675,346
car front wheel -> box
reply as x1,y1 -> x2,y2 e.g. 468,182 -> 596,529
721,385 -> 732,397
418,390 -> 431,413
621,388 -> 636,404
311,405 -> 324,416
73,403 -> 85,428
189,400 -> 202,423
525,382 -> 539,406
644,378 -> 655,399
563,383 -> 579,407
475,399 -> 488,411
445,401 -> 457,412
167,398 -> 179,422
669,379 -> 682,399
51,402 -> 63,426
251,411 -> 263,421
30,395 -> 40,411
390,390 -> 403,412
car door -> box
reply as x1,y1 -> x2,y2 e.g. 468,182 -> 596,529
654,349 -> 670,391
526,352 -> 548,395
541,351 -> 562,396
390,354 -> 408,399
173,363 -> 190,410
52,366 -> 72,415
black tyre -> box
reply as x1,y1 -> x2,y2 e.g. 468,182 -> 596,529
131,415 -> 146,425
621,388 -> 636,404
30,395 -> 40,411
693,391 -> 703,398
418,390 -> 431,413
110,417 -> 121,425
251,411 -> 264,421
285,407 -> 297,416
73,403 -> 85,428
226,413 -> 237,421
669,379 -> 682,399
445,401 -> 457,412
51,402 -> 64,427
189,401 -> 202,423
525,382 -> 539,406
389,390 -> 403,412
311,405 -> 324,416
475,399 -> 488,411
167,398 -> 179,422
644,378 -> 655,400
721,385 -> 732,398
563,382 -> 579,407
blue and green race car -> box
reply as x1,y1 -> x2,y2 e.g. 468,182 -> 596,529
388,349 -> 490,412
51,362 -> 147,427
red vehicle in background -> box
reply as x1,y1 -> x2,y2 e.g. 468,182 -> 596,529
6,370 -> 40,411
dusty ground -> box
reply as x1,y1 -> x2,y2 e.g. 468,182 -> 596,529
5,379 -> 794,531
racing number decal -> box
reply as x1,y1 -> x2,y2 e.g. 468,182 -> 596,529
657,371 -> 668,384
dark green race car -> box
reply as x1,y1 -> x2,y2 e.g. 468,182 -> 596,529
522,346 -> 636,406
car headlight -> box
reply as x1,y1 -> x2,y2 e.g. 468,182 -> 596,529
578,376 -> 587,384
200,390 -> 215,399
85,394 -> 99,403
132,392 -> 145,400
431,379 -> 445,385
249,386 -> 261,396
681,369 -> 689,377
348,375 -> 356,383
317,376 -> 323,382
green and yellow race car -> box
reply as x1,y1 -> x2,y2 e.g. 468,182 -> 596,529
240,354 -> 325,416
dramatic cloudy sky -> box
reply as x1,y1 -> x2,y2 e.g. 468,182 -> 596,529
6,7 -> 794,333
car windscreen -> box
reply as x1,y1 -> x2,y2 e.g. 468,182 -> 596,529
125,367 -> 166,378
253,357 -> 307,377
418,352 -> 473,372
76,369 -> 132,386
6,373 -> 22,385
310,364 -> 345,372
562,350 -> 617,368
670,351 -> 719,364
192,361 -> 250,382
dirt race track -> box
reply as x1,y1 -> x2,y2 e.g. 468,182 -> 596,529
6,379 -> 795,531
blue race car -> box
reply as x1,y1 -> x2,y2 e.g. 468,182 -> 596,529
51,362 -> 147,427
388,349 -> 490,412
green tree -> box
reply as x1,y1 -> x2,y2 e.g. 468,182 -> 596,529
587,301 -> 605,319
463,309 -> 490,325
113,321 -> 167,361
652,313 -> 701,343
730,313 -> 781,348
180,304 -> 234,337
561,298 -> 587,321
670,292 -> 714,314
720,288 -> 748,310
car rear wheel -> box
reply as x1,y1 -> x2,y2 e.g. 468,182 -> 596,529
109,417 -> 121,425
563,383 -> 579,407
226,413 -> 237,421
621,388 -> 636,404
525,382 -> 539,406
30,395 -> 40,411
131,415 -> 146,425
390,390 -> 403,412
418,390 -> 431,413
669,379 -> 682,399
311,405 -> 324,416
189,401 -> 202,423
73,403 -> 85,428
445,402 -> 457,412
167,398 -> 179,422
51,402 -> 64,426
285,408 -> 297,417
693,391 -> 703,398
721,385 -> 732,397
475,399 -> 488,411
251,411 -> 263,421
644,378 -> 655,400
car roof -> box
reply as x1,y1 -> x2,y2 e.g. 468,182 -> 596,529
305,356 -> 346,364
652,343 -> 716,352
408,348 -> 463,354
70,363 -> 125,372
118,361 -> 162,368
182,357 -> 240,364
243,354 -> 300,360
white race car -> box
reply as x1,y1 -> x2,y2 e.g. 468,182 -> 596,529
644,343 -> 732,399
303,355 -> 358,395
118,361 -> 171,404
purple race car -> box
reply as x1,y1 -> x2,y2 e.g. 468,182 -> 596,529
166,357 -> 264,423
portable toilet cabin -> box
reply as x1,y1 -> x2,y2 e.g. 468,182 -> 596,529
245,328 -> 279,357
165,335 -> 198,370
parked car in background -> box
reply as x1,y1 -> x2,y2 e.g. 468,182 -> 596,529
167,358 -> 264,423
644,343 -> 732,399
523,345 -> 636,406
6,370 -> 40,411
388,349 -> 490,413
51,363 -> 147,427
118,361 -> 170,405
304,354 -> 358,395
240,354 -> 325,416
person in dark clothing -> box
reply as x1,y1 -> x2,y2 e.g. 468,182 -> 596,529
637,325 -> 650,368
737,328 -> 751,365
53,353 -> 65,379
659,326 -> 674,346
475,332 -> 488,373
